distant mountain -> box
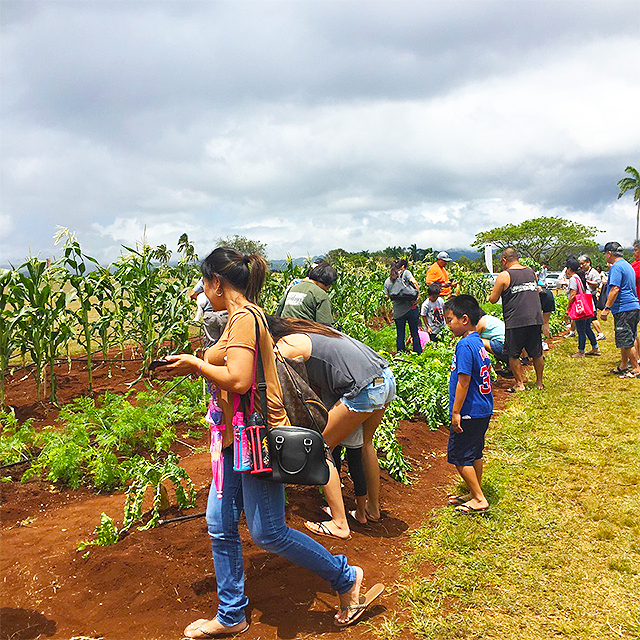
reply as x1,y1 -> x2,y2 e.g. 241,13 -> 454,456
268,256 -> 324,272
442,248 -> 484,260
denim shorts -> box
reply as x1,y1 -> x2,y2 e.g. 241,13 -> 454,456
489,339 -> 505,359
340,367 -> 396,413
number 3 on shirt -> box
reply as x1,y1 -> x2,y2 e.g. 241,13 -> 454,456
479,365 -> 491,395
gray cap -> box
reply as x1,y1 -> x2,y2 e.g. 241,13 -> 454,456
603,241 -> 624,256
436,251 -> 452,262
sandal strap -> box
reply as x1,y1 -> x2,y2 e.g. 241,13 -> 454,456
340,603 -> 368,612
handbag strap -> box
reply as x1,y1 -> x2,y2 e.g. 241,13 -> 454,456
244,306 -> 270,427
572,274 -> 585,295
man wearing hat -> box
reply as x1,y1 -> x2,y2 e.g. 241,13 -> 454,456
426,251 -> 458,297
601,241 -> 640,378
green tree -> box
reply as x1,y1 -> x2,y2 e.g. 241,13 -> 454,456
617,165 -> 640,242
471,216 -> 602,268
216,235 -> 268,259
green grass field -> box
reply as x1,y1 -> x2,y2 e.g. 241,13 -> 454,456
382,322 -> 640,639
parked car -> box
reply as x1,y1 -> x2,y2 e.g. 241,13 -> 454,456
545,271 -> 564,289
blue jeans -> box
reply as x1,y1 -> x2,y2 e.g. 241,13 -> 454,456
394,307 -> 422,354
206,447 -> 357,626
574,317 -> 597,353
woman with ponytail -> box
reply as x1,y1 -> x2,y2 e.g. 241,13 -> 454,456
165,248 -> 370,636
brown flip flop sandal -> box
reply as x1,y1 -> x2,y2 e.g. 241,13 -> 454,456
335,583 -> 385,627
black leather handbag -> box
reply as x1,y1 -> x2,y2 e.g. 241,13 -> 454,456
245,308 -> 330,486
267,426 -> 330,485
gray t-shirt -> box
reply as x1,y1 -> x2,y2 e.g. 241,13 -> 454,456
583,267 -> 600,294
193,278 -> 228,347
384,269 -> 417,319
420,297 -> 445,332
305,332 -> 389,408
202,309 -> 228,347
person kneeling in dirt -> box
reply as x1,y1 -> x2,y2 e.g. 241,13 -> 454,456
443,295 -> 493,515
476,310 -> 510,375
166,248 -> 382,636
266,315 -> 396,535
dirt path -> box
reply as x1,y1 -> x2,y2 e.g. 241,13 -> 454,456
0,340 -> 533,640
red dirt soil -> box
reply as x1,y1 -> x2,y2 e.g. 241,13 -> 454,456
0,338 -> 536,640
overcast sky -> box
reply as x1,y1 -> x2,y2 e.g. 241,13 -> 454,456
1,0 -> 639,265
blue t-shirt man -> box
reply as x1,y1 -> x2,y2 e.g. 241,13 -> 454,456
449,332 -> 493,420
608,259 -> 640,313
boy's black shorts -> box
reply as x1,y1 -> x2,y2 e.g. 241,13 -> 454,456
447,416 -> 491,466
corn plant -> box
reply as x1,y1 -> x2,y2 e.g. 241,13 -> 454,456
260,258 -> 308,313
58,235 -> 103,392
114,245 -> 195,372
13,259 -> 74,403
0,269 -> 26,408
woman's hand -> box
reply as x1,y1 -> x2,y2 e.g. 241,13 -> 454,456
164,354 -> 203,376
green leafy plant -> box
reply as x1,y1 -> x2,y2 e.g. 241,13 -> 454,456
77,512 -> 121,551
121,453 -> 196,531
23,379 -> 205,491
0,409 -> 36,464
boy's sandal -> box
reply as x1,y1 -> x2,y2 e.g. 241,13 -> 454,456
609,366 -> 630,375
335,583 -> 385,627
619,371 -> 640,379
446,495 -> 468,506
453,504 -> 490,515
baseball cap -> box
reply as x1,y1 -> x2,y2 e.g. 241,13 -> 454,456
603,241 -> 624,256
436,251 -> 452,262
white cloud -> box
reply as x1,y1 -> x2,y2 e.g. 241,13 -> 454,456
2,1 -> 639,265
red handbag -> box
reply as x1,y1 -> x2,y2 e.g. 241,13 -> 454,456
567,276 -> 594,320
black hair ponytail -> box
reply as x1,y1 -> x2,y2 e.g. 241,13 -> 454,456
201,247 -> 267,303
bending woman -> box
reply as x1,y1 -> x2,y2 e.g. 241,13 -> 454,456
165,248 -> 367,636
266,315 -> 396,532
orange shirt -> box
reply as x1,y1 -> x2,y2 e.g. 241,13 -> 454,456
426,262 -> 451,296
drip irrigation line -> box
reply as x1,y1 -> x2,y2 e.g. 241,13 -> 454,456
158,512 -> 206,526
7,335 -> 206,374
0,460 -> 29,471
157,375 -> 191,399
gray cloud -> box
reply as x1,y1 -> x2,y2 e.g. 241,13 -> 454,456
1,1 -> 639,265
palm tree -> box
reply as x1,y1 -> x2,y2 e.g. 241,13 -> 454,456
617,165 -> 640,241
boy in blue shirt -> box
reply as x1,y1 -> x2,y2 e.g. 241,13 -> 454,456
443,295 -> 494,514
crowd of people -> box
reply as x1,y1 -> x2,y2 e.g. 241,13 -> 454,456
164,240 -> 638,637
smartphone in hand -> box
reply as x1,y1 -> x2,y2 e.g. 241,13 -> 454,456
148,359 -> 170,371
